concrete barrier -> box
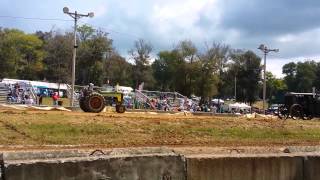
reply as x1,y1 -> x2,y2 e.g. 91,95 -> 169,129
1,148 -> 320,180
303,156 -> 320,180
0,154 -> 3,180
4,154 -> 186,180
186,154 -> 320,180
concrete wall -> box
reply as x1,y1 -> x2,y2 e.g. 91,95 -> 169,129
1,150 -> 320,180
186,154 -> 320,180
187,155 -> 303,180
303,156 -> 320,180
4,155 -> 186,180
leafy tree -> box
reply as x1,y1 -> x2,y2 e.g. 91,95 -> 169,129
229,51 -> 261,104
266,72 -> 287,104
77,24 -> 95,41
42,32 -> 73,83
283,62 -> 297,92
152,50 -> 187,93
129,39 -> 155,89
314,62 -> 320,90
77,28 -> 113,86
104,52 -> 133,86
283,61 -> 317,92
176,40 -> 198,96
195,44 -> 222,102
0,28 -> 44,80
295,61 -> 317,92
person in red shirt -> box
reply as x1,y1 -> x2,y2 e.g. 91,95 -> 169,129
52,92 -> 59,106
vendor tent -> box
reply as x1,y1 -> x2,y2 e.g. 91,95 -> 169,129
212,99 -> 224,104
228,103 -> 251,112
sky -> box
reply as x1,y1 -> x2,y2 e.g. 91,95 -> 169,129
1,0 -> 320,77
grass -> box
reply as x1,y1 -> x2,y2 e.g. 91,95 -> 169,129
0,109 -> 319,148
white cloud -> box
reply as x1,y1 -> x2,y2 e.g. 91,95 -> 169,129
93,5 -> 107,18
276,34 -> 296,43
268,56 -> 320,78
150,0 -> 220,38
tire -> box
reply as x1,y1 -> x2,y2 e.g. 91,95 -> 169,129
290,104 -> 304,120
79,97 -> 90,112
116,105 -> 126,113
302,110 -> 313,120
302,114 -> 313,120
278,105 -> 289,120
86,92 -> 105,113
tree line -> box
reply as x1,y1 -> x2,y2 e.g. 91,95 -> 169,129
0,25 -> 318,104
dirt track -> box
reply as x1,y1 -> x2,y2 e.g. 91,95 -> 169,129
0,107 -> 319,151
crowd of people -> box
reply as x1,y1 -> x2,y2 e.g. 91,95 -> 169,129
123,93 -> 252,114
3,81 -> 252,113
6,83 -> 61,106
123,95 -> 226,113
7,83 -> 35,105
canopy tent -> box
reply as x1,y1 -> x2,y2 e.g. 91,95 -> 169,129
228,102 -> 251,112
212,99 -> 224,104
1,78 -> 68,90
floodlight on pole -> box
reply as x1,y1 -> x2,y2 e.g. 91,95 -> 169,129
63,7 -> 94,107
63,7 -> 69,14
258,44 -> 279,114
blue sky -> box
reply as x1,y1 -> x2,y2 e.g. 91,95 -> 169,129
1,0 -> 320,77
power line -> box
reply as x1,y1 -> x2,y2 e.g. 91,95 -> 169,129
0,15 -> 72,22
81,22 -> 141,39
80,23 -> 164,52
0,15 -> 164,53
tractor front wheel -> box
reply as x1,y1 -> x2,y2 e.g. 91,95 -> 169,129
116,105 -> 126,113
278,105 -> 289,120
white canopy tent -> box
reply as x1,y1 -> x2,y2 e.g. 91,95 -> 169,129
228,102 -> 251,112
212,99 -> 224,104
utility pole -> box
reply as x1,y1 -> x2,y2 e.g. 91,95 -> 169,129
63,7 -> 94,107
234,76 -> 237,101
258,44 -> 279,114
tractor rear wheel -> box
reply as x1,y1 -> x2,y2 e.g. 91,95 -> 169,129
116,105 -> 126,113
290,104 -> 304,120
86,93 -> 105,113
79,97 -> 90,112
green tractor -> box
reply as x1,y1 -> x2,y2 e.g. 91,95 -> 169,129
79,85 -> 126,113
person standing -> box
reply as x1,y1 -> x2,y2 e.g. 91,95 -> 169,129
52,92 -> 59,106
38,94 -> 43,105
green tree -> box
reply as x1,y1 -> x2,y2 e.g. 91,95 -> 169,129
0,28 -> 45,80
229,51 -> 261,104
282,62 -> 297,92
314,62 -> 320,90
77,24 -> 95,41
129,39 -> 155,89
282,61 -> 317,92
195,44 -> 222,103
77,28 -> 113,86
104,52 -> 133,86
152,50 -> 187,93
296,61 -> 317,92
176,40 -> 198,96
42,32 -> 73,83
266,72 -> 287,104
